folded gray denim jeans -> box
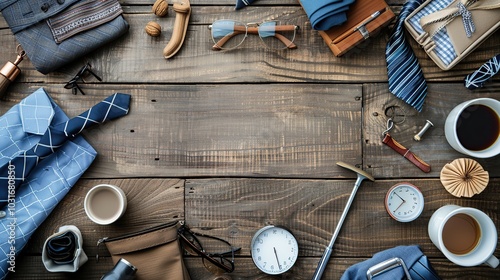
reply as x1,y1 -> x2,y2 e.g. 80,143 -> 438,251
0,0 -> 129,74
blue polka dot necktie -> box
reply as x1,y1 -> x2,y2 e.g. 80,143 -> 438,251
0,93 -> 130,205
386,0 -> 427,112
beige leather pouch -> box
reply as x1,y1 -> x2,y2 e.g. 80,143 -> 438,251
98,221 -> 190,280
404,0 -> 500,71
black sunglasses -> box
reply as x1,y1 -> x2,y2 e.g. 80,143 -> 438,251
178,225 -> 241,274
64,63 -> 102,95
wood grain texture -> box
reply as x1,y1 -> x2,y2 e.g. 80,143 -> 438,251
0,7 -> 498,84
1,83 -> 362,179
185,178 -> 499,258
0,1 -> 499,279
10,256 -> 500,280
20,179 -> 184,256
363,83 -> 500,178
10,178 -> 499,279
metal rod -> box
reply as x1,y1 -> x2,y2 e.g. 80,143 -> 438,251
312,162 -> 374,280
311,177 -> 363,280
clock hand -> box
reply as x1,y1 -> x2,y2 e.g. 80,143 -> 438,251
393,200 -> 405,212
394,192 -> 406,202
273,247 -> 282,270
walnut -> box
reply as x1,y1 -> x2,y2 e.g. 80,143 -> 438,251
145,21 -> 162,37
152,0 -> 168,17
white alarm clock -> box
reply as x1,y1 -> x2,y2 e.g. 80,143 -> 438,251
250,225 -> 299,275
385,182 -> 424,222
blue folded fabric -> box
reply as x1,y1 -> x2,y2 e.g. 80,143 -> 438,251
0,89 -> 97,279
300,0 -> 356,30
340,245 -> 432,280
0,0 -> 129,74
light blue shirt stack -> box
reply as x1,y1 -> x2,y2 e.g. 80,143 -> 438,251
0,88 -> 97,279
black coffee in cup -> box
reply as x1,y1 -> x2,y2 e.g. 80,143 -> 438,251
456,104 -> 500,151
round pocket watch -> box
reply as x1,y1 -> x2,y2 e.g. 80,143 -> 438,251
385,182 -> 424,222
250,225 -> 299,275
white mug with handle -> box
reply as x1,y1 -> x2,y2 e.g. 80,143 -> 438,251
444,98 -> 500,158
428,205 -> 499,268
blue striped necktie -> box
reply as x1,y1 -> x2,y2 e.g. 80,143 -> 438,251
0,93 -> 130,206
386,0 -> 427,112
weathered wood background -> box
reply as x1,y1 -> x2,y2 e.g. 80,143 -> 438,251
0,0 -> 499,279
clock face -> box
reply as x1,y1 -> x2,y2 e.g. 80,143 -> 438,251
385,183 -> 424,222
250,226 -> 299,275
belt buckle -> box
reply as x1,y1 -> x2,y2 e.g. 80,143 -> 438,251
366,257 -> 412,280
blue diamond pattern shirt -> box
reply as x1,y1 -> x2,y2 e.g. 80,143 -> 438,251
0,88 -> 130,279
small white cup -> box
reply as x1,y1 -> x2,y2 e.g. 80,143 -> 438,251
428,205 -> 499,268
84,184 -> 127,225
444,98 -> 500,158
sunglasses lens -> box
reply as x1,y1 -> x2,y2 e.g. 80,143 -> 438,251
211,20 -> 246,50
259,21 -> 297,50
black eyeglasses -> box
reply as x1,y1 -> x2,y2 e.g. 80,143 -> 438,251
64,63 -> 102,95
178,225 -> 241,274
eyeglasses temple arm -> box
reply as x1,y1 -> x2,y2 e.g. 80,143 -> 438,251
248,25 -> 297,49
274,33 -> 297,49
213,247 -> 242,256
73,82 -> 85,95
86,68 -> 103,81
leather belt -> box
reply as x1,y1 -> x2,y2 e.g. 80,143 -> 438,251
382,133 -> 431,173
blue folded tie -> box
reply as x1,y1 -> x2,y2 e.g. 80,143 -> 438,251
300,0 -> 356,30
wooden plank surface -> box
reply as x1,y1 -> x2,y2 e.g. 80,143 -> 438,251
3,83 -> 362,178
9,178 -> 500,279
0,1 -> 499,279
364,83 -> 500,178
1,7 -> 499,84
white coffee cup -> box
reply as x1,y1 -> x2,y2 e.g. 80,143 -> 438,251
444,98 -> 500,158
84,184 -> 127,225
428,205 -> 499,268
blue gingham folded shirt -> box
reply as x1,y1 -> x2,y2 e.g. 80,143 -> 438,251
407,0 -> 457,66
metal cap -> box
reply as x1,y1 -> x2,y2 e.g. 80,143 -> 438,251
0,61 -> 21,82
